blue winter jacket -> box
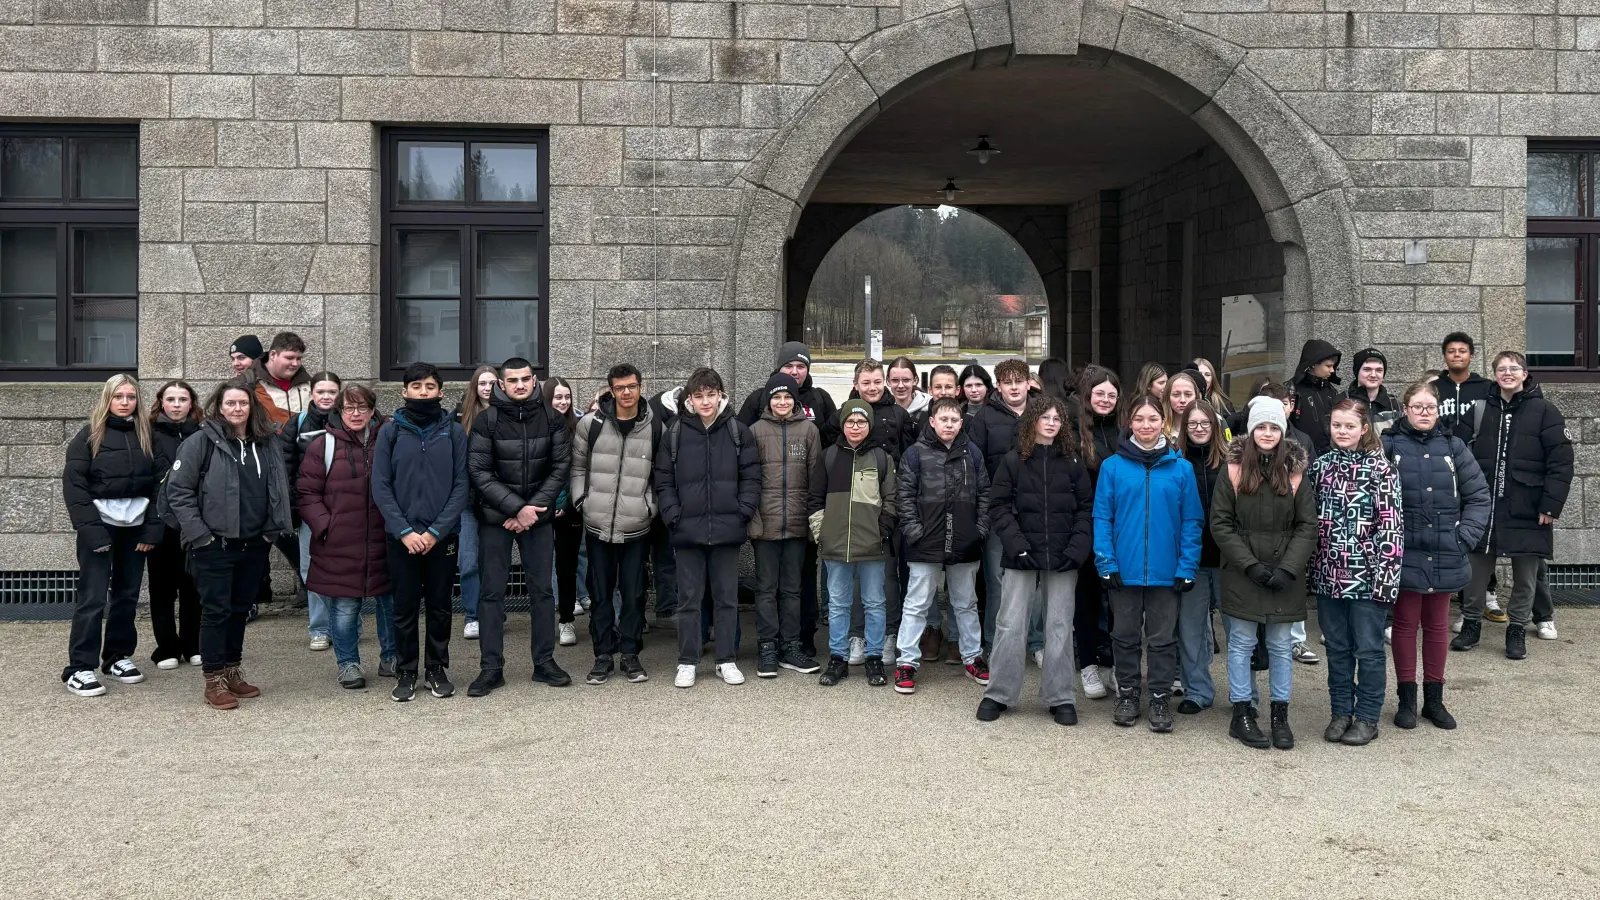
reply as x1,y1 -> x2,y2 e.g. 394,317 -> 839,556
1092,434 -> 1204,585
372,406 -> 470,541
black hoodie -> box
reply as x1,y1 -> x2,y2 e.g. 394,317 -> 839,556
736,341 -> 841,447
1291,339 -> 1342,457
1434,371 -> 1495,443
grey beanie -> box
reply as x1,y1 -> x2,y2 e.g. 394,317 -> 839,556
1246,395 -> 1288,436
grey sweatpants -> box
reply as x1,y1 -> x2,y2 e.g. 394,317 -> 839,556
1464,553 -> 1540,627
985,568 -> 1079,708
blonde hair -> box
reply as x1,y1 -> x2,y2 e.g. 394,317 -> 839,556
460,365 -> 499,435
89,373 -> 152,458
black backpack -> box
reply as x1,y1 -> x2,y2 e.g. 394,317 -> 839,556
155,436 -> 215,531
576,411 -> 665,509
665,416 -> 742,465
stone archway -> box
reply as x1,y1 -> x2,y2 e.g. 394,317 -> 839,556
723,2 -> 1361,393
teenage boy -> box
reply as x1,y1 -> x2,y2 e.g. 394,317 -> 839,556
655,367 -> 762,689
1290,339 -> 1341,457
1348,347 -> 1399,425
748,373 -> 824,678
1435,331 -> 1495,443
570,363 -> 660,685
372,362 -> 470,702
893,398 -> 990,694
912,363 -> 963,659
968,359 -> 1033,650
808,400 -> 898,686
242,331 -> 312,427
229,335 -> 262,377
466,357 -> 571,696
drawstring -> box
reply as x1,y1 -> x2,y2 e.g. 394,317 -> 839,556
236,438 -> 261,477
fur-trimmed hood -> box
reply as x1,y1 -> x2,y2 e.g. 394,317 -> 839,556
1225,433 -> 1309,473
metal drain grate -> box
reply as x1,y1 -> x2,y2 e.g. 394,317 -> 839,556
1549,565 -> 1600,607
0,570 -> 79,620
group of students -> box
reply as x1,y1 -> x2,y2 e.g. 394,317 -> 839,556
58,329 -> 1573,747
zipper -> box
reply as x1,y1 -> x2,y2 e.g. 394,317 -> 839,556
844,445 -> 854,562
1042,450 -> 1050,569
1143,461 -> 1151,585
607,417 -> 624,541
780,419 -> 789,539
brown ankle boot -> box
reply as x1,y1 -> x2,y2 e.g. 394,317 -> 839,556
204,672 -> 239,710
920,628 -> 944,662
222,665 -> 261,699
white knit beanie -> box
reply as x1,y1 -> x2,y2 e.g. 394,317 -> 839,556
1247,395 -> 1288,436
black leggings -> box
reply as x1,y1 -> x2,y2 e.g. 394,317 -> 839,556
555,518 -> 582,623
1074,563 -> 1114,669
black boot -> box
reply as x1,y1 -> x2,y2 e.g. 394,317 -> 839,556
1394,682 -> 1418,729
1450,618 -> 1480,651
756,640 -> 779,678
1421,682 -> 1457,730
1229,701 -> 1269,749
1270,701 -> 1294,750
1505,624 -> 1527,660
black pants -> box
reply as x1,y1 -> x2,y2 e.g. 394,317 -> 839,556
479,523 -> 554,672
587,533 -> 649,657
1109,585 -> 1180,699
191,538 -> 272,673
1073,563 -> 1113,668
64,525 -> 146,678
650,519 -> 677,618
388,535 -> 459,675
676,544 -> 740,665
753,538 -> 806,645
148,526 -> 200,663
554,517 -> 583,623
800,542 -> 819,654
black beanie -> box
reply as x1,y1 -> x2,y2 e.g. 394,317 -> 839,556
1352,347 -> 1387,374
774,341 -> 812,370
230,335 -> 263,360
765,372 -> 800,405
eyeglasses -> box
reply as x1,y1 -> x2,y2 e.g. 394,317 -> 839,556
342,405 -> 372,414
1186,421 -> 1213,431
1407,404 -> 1438,413
1495,366 -> 1524,375
611,383 -> 640,393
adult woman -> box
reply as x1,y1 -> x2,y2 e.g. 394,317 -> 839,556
298,384 -> 396,689
1386,382 -> 1489,730
547,376 -> 589,646
165,379 -> 293,710
282,370 -> 340,652
981,396 -> 1094,725
61,374 -> 162,697
1309,400 -> 1403,746
1071,365 -> 1122,699
1092,395 -> 1203,733
1211,396 -> 1316,750
1193,357 -> 1233,415
454,365 -> 497,641
1130,362 -> 1168,409
958,364 -> 993,412
149,380 -> 203,670
1174,398 -> 1224,715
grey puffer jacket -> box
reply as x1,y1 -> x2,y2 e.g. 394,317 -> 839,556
749,409 -> 823,541
571,398 -> 659,543
164,419 -> 293,550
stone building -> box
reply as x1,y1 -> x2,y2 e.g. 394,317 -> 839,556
2,0 -> 1600,582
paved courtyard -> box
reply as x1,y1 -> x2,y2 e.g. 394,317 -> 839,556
2,610 -> 1596,899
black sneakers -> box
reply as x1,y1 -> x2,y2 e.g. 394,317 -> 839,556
864,655 -> 887,686
756,640 -> 779,679
1450,619 -> 1481,651
467,669 -> 504,697
392,671 -> 418,703
532,660 -> 572,687
1112,692 -> 1140,727
976,698 -> 1006,722
587,655 -> 614,685
1148,693 -> 1174,733
779,641 -> 820,674
819,655 -> 849,686
425,666 -> 454,698
1051,704 -> 1077,726
1505,623 -> 1527,660
619,654 -> 649,683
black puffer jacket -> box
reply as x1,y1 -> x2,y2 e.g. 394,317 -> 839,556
831,390 -> 916,461
653,403 -> 762,547
1291,338 -> 1342,457
1184,439 -> 1224,568
989,444 -> 1093,571
966,392 -> 1025,477
1348,382 -> 1398,419
467,385 -> 571,524
896,430 -> 990,565
1470,382 -> 1573,558
1382,418 -> 1490,594
279,404 -> 333,524
64,415 -> 163,547
152,414 -> 200,479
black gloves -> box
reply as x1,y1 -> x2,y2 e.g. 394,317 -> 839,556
1014,550 -> 1040,570
1054,557 -> 1079,573
1247,563 -> 1273,587
1173,577 -> 1195,593
1101,571 -> 1123,592
1266,568 -> 1294,591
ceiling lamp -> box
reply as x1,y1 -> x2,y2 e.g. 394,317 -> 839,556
966,135 -> 1000,164
938,177 -> 963,203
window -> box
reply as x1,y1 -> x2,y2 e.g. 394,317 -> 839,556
1525,142 -> 1600,374
0,125 -> 138,380
381,128 -> 548,380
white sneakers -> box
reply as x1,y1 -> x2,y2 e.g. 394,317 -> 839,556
1451,616 -> 1464,634
462,619 -> 479,640
1536,620 -> 1559,640
847,636 -> 866,665
188,654 -> 203,666
309,635 -> 330,651
715,662 -> 745,685
674,664 -> 696,688
65,669 -> 107,697
558,622 -> 578,646
1080,665 -> 1108,700
156,657 -> 180,670
1291,642 -> 1320,665
1031,649 -> 1044,668
1384,626 -> 1392,645
884,634 -> 898,663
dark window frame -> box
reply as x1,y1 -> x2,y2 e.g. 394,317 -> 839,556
379,126 -> 549,382
0,123 -> 138,382
1527,141 -> 1600,380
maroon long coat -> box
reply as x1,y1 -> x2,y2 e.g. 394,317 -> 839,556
297,420 -> 392,599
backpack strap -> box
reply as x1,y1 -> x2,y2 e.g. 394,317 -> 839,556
667,418 -> 681,465
322,433 -> 335,473
576,414 -> 607,510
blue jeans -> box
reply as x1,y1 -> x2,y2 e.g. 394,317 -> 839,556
1224,614 -> 1293,704
1318,593 -> 1387,723
898,561 -> 981,667
826,560 -> 885,659
1176,567 -> 1218,707
458,511 -> 480,622
299,523 -> 329,639
329,595 -> 396,668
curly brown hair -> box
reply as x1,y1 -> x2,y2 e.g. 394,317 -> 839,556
1017,395 -> 1077,461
